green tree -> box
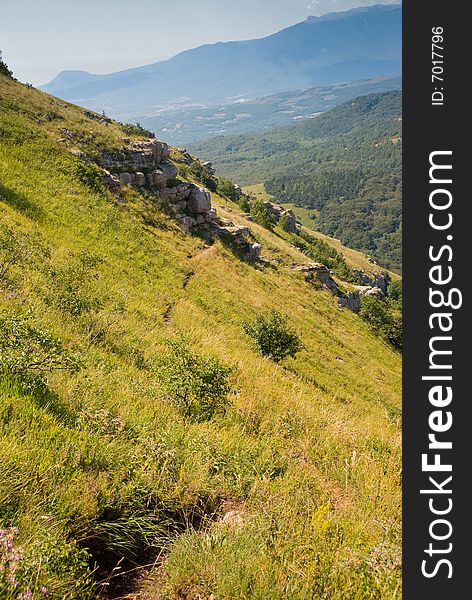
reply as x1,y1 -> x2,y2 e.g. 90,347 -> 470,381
242,309 -> 303,362
0,50 -> 14,79
216,177 -> 240,202
250,200 -> 277,230
359,296 -> 402,351
156,338 -> 233,422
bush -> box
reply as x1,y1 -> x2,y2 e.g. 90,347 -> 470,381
292,230 -> 356,282
0,311 -> 81,385
250,200 -> 277,230
121,122 -> 155,138
216,178 -> 240,202
387,279 -> 402,305
242,309 -> 303,362
0,51 -> 14,79
74,162 -> 106,195
156,338 -> 232,422
359,296 -> 402,351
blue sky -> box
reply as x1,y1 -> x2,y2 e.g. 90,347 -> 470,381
1,0 -> 401,85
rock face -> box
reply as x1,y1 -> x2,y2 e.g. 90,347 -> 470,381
293,262 -> 364,313
251,200 -> 298,233
338,292 -> 361,313
292,262 -> 340,295
74,136 -> 262,260
353,269 -> 388,294
98,139 -> 174,189
355,285 -> 385,300
188,186 -> 211,213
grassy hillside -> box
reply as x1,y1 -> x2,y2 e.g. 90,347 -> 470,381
0,75 -> 401,599
190,92 -> 402,272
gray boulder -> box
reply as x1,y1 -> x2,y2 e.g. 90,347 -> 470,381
188,186 -> 211,214
151,162 -> 178,188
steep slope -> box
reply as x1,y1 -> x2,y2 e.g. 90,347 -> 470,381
0,75 -> 401,599
40,4 -> 402,121
191,91 -> 402,271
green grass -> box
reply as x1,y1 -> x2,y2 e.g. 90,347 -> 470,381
0,75 -> 401,599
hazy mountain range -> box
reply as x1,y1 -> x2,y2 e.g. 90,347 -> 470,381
41,3 -> 402,131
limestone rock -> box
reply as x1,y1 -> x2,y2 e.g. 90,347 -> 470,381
188,186 -> 211,214
353,269 -> 388,294
245,242 -> 261,262
179,215 -> 197,234
338,292 -> 361,313
101,170 -> 120,192
292,263 -> 339,295
99,138 -> 170,172
134,172 -> 146,187
118,172 -> 131,185
221,510 -> 244,528
151,162 -> 178,188
280,209 -> 297,233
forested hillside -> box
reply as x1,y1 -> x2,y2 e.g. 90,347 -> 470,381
191,91 -> 402,271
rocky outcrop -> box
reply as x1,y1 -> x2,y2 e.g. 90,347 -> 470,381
353,269 -> 388,294
355,285 -> 385,300
98,139 -> 174,189
74,136 -> 262,260
338,292 -> 361,313
292,262 -> 340,295
292,262 -> 365,313
83,109 -> 112,125
279,209 -> 298,233
188,186 -> 211,213
252,200 -> 298,233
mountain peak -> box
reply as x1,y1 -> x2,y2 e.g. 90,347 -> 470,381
306,3 -> 400,24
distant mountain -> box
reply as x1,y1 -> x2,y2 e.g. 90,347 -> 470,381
190,91 -> 402,271
41,4 -> 401,122
139,76 -> 401,145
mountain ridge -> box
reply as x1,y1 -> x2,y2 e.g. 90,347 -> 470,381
40,4 -> 402,120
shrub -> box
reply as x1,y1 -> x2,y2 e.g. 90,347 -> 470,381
250,200 -> 277,231
0,224 -> 50,285
216,178 -> 240,202
387,279 -> 402,305
292,230 -> 356,282
0,311 -> 81,385
74,162 -> 106,195
156,338 -> 232,422
0,51 -> 14,79
242,309 -> 303,362
121,122 -> 155,138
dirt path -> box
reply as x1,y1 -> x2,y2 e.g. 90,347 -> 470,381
162,245 -> 215,332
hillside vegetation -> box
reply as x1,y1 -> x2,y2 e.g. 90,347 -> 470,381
1,74 -> 401,599
191,91 -> 402,272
